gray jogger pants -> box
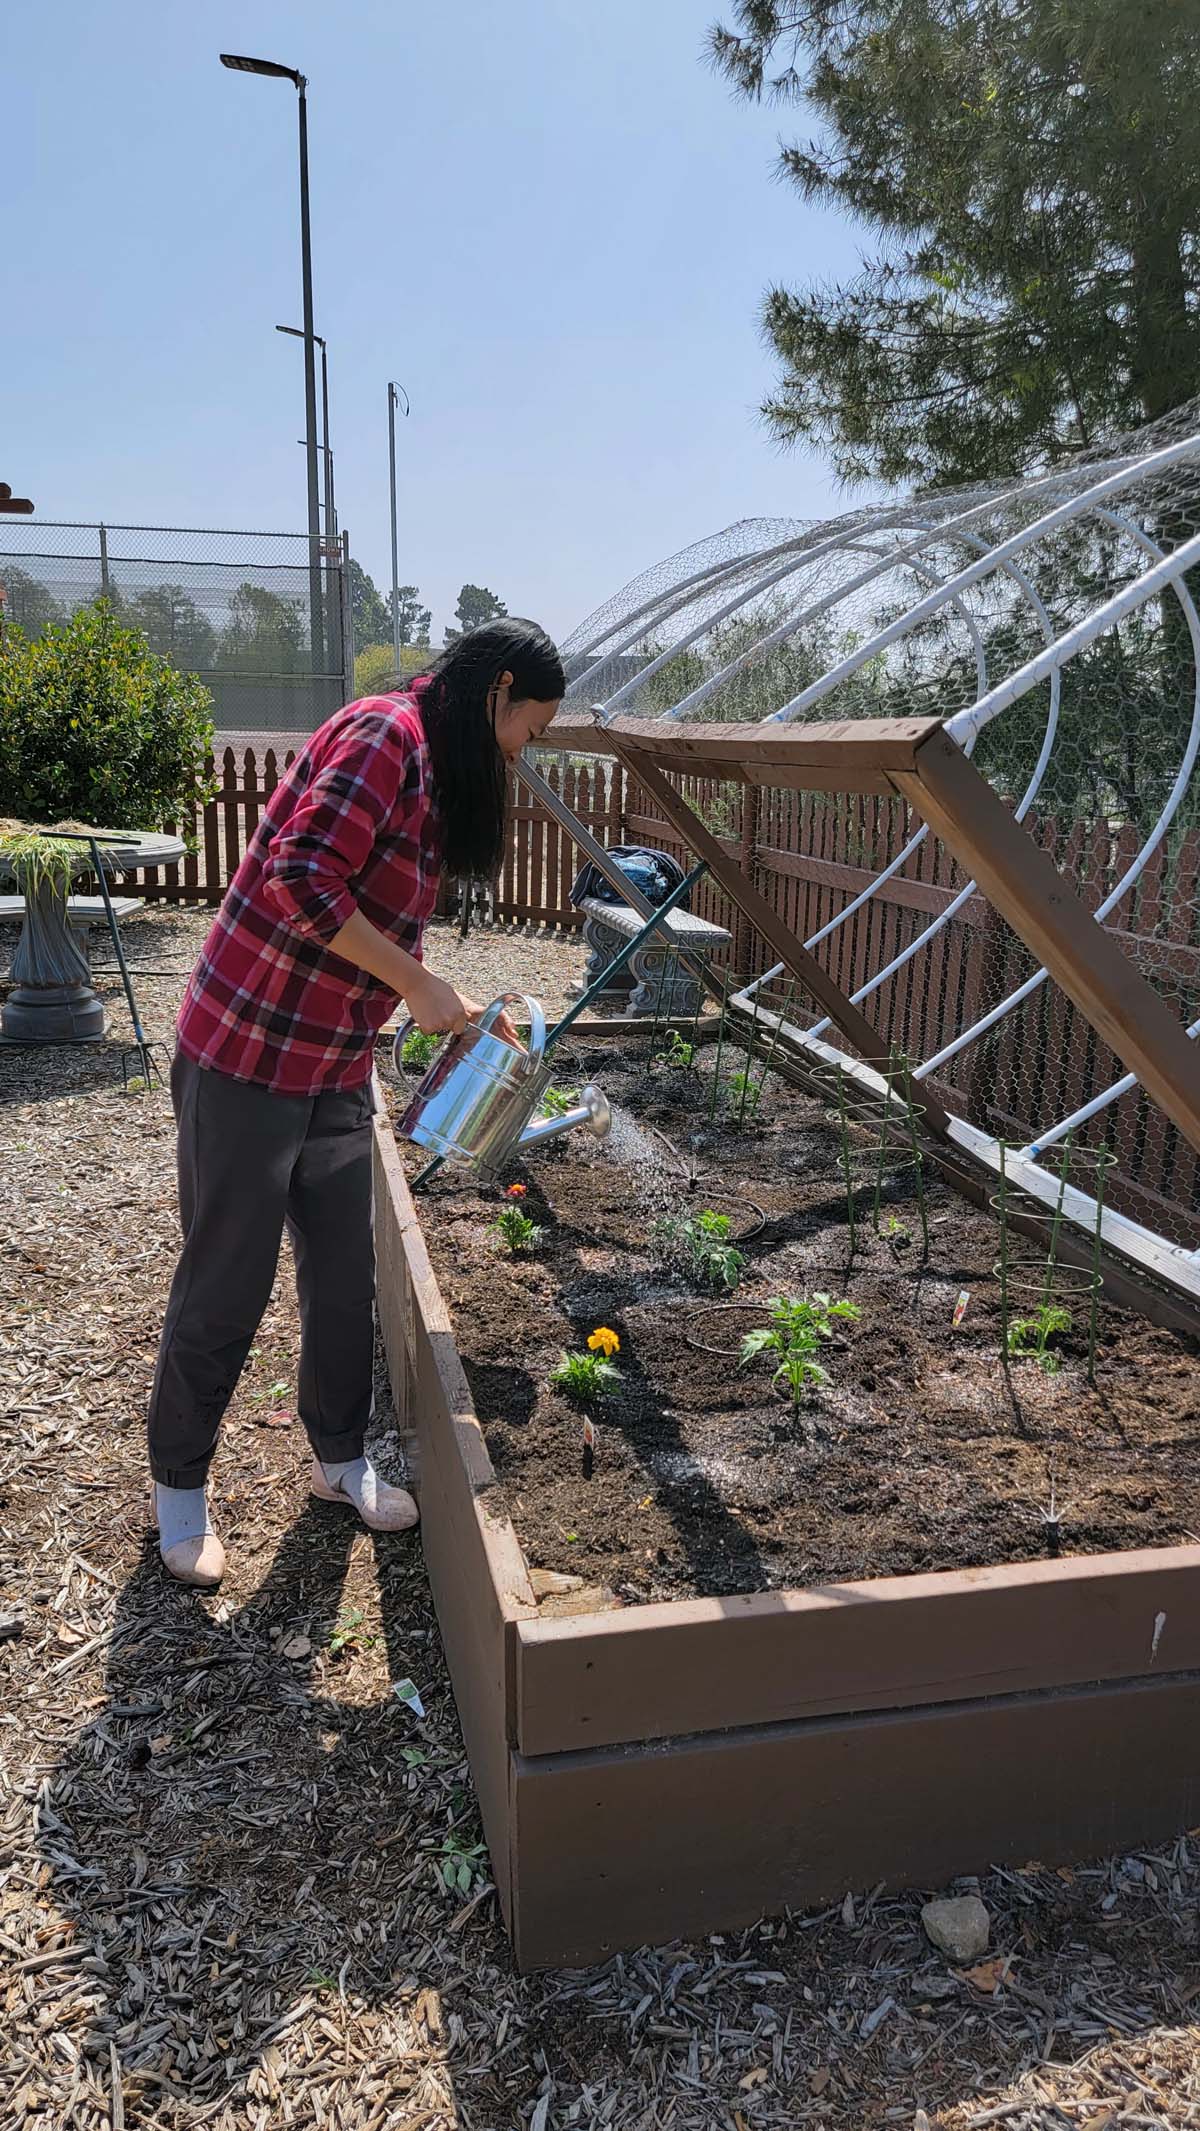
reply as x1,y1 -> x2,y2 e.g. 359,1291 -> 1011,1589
147,1051 -> 375,1488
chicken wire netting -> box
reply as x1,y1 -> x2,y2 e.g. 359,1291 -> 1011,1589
559,402 -> 1200,1261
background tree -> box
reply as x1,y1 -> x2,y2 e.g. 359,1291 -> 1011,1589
0,566 -> 64,639
346,558 -> 390,647
216,583 -> 307,675
444,583 -> 506,644
352,641 -> 433,698
124,584 -> 217,671
389,584 -> 431,649
711,0 -> 1200,487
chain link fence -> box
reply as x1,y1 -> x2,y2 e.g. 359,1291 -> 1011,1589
0,520 -> 355,741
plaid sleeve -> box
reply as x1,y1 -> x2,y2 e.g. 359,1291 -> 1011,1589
262,705 -> 415,943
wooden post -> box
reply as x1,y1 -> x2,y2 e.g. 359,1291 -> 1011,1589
731,783 -> 758,977
897,731 -> 1200,1156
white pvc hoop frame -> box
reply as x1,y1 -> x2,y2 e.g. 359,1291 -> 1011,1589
560,426 -> 1200,1272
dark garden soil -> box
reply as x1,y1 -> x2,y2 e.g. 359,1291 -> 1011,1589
392,1038 -> 1200,1603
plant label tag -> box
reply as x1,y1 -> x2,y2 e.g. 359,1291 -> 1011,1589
582,1418 -> 596,1450
952,1289 -> 970,1328
393,1678 -> 425,1718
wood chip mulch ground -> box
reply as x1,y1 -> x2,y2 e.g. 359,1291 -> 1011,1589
2,909 -> 1199,2131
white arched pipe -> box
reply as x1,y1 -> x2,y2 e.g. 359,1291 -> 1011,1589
741,526 -> 1060,1016
759,433 -> 1200,730
568,526 -> 815,671
917,528 -> 1200,1079
808,501 -> 1170,1042
1021,1014 -> 1200,1160
628,445 -> 1161,726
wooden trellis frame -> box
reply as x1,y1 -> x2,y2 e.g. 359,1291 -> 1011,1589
552,712 -> 1200,1157
544,712 -> 1200,1317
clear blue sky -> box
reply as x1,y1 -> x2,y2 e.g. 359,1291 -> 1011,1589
10,1 -> 861,644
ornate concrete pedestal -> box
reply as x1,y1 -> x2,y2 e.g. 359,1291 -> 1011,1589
0,832 -> 183,1044
577,897 -> 732,1020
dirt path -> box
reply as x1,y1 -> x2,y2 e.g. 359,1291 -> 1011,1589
2,910 -> 1198,2129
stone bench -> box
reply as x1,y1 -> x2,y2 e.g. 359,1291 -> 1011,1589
575,896 -> 731,1019
0,894 -> 144,929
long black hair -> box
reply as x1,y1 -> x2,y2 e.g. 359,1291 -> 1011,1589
415,617 -> 564,879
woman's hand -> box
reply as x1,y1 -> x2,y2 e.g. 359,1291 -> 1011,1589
402,968 -> 475,1036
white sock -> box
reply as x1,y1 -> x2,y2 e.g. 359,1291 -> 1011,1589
320,1455 -> 380,1511
155,1482 -> 212,1552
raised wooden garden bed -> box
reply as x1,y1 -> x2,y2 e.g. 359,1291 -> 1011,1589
371,1083 -> 1200,1973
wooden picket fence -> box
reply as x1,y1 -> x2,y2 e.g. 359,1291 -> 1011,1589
112,743 -> 1200,1238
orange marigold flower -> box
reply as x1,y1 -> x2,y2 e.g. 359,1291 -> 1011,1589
587,1326 -> 620,1357
505,1183 -> 528,1197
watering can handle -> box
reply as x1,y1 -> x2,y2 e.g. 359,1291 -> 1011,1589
479,993 -> 546,1059
391,1018 -> 432,1078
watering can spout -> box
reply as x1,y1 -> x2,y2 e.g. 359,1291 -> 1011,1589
518,1084 -> 611,1152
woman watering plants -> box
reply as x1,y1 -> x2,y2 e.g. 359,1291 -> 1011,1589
147,617 -> 564,1587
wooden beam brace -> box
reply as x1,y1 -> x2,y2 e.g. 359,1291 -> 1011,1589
897,732 -> 1200,1156
549,714 -> 940,788
612,744 -> 948,1133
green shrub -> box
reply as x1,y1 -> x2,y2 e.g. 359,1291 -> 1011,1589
0,602 -> 214,831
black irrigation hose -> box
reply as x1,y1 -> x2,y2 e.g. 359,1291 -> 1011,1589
643,1121 -> 767,1240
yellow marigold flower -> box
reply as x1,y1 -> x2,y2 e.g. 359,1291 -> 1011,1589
587,1326 -> 620,1357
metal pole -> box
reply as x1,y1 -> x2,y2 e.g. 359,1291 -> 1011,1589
98,522 -> 111,601
340,529 -> 355,700
319,339 -> 339,681
296,80 -> 324,676
388,382 -> 401,676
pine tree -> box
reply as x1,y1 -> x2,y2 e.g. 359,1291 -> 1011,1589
444,583 -> 507,644
711,0 -> 1200,486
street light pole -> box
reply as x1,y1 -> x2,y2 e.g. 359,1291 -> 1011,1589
388,381 -> 409,677
221,53 -> 323,674
277,326 -> 334,551
295,80 -> 324,675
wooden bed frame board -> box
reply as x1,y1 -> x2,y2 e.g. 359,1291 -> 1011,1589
372,1099 -> 1200,1971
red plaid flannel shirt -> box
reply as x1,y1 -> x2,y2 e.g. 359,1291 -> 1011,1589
176,688 -> 441,1094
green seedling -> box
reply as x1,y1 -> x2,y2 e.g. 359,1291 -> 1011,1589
437,1831 -> 488,1897
491,1206 -> 543,1254
550,1350 -> 621,1404
1007,1302 -> 1072,1374
539,1084 -> 579,1118
884,1215 -> 912,1253
655,1029 -> 697,1071
328,1608 -> 376,1658
661,1208 -> 746,1291
400,1027 -> 441,1073
740,1292 -> 862,1410
724,1069 -> 762,1121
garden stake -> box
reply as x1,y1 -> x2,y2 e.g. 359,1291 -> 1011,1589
836,1067 -> 858,1259
685,955 -> 706,1061
998,1140 -> 1011,1355
898,1054 -> 930,1262
871,1052 -> 896,1235
707,984 -> 730,1123
753,980 -> 796,1108
1041,1134 -> 1073,1312
735,986 -> 762,1130
647,939 -> 673,1067
1088,1146 -> 1115,1383
53,830 -> 168,1089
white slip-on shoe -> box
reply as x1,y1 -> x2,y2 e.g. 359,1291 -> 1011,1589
310,1456 -> 419,1533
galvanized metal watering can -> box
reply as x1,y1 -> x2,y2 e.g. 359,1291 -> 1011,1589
393,993 -> 610,1179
